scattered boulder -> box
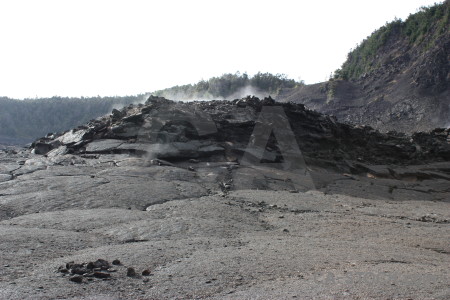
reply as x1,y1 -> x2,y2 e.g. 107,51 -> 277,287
127,267 -> 137,277
69,276 -> 83,284
111,108 -> 126,121
32,142 -> 53,155
57,129 -> 89,145
93,271 -> 111,279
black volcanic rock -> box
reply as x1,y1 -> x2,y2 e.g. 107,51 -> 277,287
126,267 -> 136,277
30,96 -> 450,169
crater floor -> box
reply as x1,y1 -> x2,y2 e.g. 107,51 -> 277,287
0,149 -> 449,299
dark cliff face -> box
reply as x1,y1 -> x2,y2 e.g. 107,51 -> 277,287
31,96 -> 450,172
11,95 -> 450,205
279,1 -> 450,133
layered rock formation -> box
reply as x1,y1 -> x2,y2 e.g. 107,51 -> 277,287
15,95 -> 448,203
32,96 -> 450,167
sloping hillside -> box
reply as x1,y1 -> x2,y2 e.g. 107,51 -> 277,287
279,1 -> 450,133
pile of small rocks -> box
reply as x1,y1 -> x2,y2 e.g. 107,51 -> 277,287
58,259 -> 151,284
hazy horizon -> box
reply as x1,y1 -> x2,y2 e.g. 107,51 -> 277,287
0,0 -> 442,99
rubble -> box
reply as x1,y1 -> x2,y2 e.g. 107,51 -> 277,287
29,96 -> 450,171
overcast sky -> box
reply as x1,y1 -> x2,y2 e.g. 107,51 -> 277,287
0,0 -> 442,99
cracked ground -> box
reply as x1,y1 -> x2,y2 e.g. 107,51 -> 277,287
0,149 -> 449,299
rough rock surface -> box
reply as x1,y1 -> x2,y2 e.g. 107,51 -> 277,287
0,96 -> 449,299
31,96 -> 450,165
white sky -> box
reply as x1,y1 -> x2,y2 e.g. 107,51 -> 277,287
0,0 -> 442,99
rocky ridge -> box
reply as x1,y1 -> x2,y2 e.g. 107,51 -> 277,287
32,95 -> 450,168
18,95 -> 450,205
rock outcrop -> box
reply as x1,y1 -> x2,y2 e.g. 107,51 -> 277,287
31,95 -> 450,170
18,95 -> 449,203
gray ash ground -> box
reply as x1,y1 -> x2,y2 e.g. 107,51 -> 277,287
0,96 -> 449,299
